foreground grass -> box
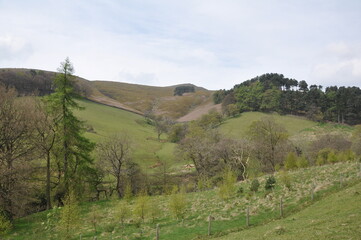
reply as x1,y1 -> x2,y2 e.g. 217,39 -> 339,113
4,162 -> 360,240
217,181 -> 361,240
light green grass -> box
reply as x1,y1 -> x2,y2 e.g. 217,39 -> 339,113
217,181 -> 361,240
74,99 -> 177,170
220,112 -> 318,138
4,162 -> 360,240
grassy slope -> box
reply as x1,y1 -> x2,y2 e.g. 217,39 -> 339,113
5,162 -> 360,240
218,182 -> 361,240
74,99 -> 180,171
220,112 -> 317,138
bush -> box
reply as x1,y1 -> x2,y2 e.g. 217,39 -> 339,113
58,191 -> 80,240
197,175 -> 213,191
218,168 -> 237,200
116,201 -> 130,225
250,179 -> 260,193
296,155 -> 309,168
133,191 -> 150,222
316,148 -> 332,165
0,213 -> 12,235
327,151 -> 338,164
237,186 -> 244,195
279,170 -> 292,190
169,186 -> 187,220
265,176 -> 276,190
284,152 -> 298,170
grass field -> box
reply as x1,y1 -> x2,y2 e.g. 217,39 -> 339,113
220,112 -> 318,138
4,161 -> 360,240
74,99 -> 180,171
217,180 -> 361,240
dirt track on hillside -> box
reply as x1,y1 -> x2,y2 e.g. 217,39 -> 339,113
177,102 -> 221,122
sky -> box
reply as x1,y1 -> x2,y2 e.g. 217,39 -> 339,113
0,0 -> 360,90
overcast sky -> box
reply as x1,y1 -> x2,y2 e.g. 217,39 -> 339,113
0,0 -> 360,90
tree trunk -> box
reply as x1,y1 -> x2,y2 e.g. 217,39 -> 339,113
46,151 -> 52,210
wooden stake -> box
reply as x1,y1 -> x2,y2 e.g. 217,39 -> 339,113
156,224 -> 160,240
80,234 -> 82,240
246,207 -> 250,227
280,197 -> 284,218
311,182 -> 315,201
208,215 -> 212,236
339,174 -> 343,188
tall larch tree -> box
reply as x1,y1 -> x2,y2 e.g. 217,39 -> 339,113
47,57 -> 95,197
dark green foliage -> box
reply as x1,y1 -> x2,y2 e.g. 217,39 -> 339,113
46,58 -> 95,195
174,85 -> 195,96
265,176 -> 276,190
216,73 -> 361,125
250,179 -> 260,192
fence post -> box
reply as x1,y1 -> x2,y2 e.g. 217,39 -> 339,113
246,207 -> 250,227
156,224 -> 160,240
339,174 -> 343,188
311,182 -> 315,201
80,234 -> 82,240
280,197 -> 284,218
208,215 -> 212,236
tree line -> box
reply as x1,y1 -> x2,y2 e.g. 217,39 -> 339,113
213,73 -> 361,125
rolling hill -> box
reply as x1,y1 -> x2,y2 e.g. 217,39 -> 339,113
0,68 -> 214,119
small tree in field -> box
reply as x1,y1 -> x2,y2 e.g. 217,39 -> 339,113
133,190 -> 149,223
169,186 -> 187,220
265,176 -> 276,191
284,152 -> 297,170
218,168 -> 237,200
58,191 -> 80,239
250,179 -> 260,193
116,201 -> 130,226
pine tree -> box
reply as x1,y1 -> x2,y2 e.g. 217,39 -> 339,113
46,58 -> 95,195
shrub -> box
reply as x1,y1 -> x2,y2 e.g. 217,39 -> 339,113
133,191 -> 150,222
327,151 -> 338,164
0,212 -> 12,235
123,182 -> 133,202
250,179 -> 260,193
279,170 -> 292,190
148,198 -> 161,223
237,186 -> 244,195
316,148 -> 332,165
169,186 -> 187,220
337,150 -> 356,162
218,168 -> 237,200
284,152 -> 298,170
116,201 -> 130,225
296,155 -> 309,168
265,176 -> 276,191
197,175 -> 213,191
58,191 -> 80,240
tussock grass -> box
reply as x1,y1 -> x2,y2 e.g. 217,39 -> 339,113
5,162 -> 360,240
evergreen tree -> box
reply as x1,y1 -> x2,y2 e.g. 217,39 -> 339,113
47,58 -> 95,195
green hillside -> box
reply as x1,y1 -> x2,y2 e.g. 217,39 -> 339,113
220,112 -> 318,138
74,99 -> 180,171
4,161 -> 359,240
217,180 -> 361,240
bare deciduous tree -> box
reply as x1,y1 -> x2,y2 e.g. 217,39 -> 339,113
97,133 -> 132,198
